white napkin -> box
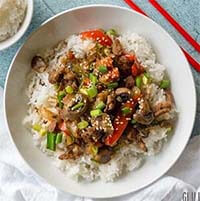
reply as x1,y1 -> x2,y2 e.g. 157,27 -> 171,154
0,86 -> 200,201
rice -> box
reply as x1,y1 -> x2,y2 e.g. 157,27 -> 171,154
24,31 -> 176,182
0,0 -> 27,41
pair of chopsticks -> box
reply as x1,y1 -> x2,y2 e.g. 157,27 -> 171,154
124,0 -> 200,72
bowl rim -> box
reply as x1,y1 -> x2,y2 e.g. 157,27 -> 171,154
0,0 -> 34,51
3,4 -> 197,198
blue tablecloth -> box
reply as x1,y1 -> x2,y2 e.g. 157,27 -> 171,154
0,0 -> 199,136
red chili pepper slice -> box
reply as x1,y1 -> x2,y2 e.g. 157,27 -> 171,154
81,30 -> 112,46
104,100 -> 136,146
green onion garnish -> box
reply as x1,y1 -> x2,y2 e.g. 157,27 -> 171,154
107,82 -> 118,89
32,124 -> 41,132
78,120 -> 89,129
39,128 -> 47,136
47,132 -> 57,151
87,85 -> 98,98
91,146 -> 98,156
160,79 -> 170,89
55,133 -> 63,144
136,76 -> 142,88
57,91 -> 66,108
71,102 -> 84,111
99,65 -> 108,74
89,73 -> 97,84
96,101 -> 106,110
65,86 -> 74,94
121,107 -> 131,115
106,29 -> 118,36
131,119 -> 137,124
90,109 -> 102,117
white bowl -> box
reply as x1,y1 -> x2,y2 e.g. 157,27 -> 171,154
0,0 -> 34,50
4,5 -> 196,198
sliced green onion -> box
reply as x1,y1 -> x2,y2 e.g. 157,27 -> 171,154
90,109 -> 102,117
89,73 -> 97,85
39,128 -> 47,136
104,48 -> 110,56
121,107 -> 131,115
79,88 -> 88,95
131,119 -> 137,124
144,72 -> 150,78
65,86 -> 74,94
107,82 -> 118,89
96,101 -> 106,110
98,65 -> 108,74
55,133 -> 63,144
57,91 -> 66,108
142,74 -> 149,85
66,135 -> 74,146
136,76 -> 142,88
71,102 -> 84,111
78,120 -> 89,129
91,146 -> 98,156
160,79 -> 170,89
32,124 -> 41,132
87,85 -> 98,98
47,132 -> 56,151
106,29 -> 118,36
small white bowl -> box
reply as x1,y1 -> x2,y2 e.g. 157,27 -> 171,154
0,0 -> 33,51
4,4 -> 196,198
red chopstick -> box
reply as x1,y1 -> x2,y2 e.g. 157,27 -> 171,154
149,0 -> 200,53
124,0 -> 200,72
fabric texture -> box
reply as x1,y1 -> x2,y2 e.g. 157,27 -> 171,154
0,86 -> 200,201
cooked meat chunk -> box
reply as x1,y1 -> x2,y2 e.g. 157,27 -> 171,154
93,148 -> 112,164
81,127 -> 103,143
48,120 -> 57,132
31,56 -> 47,73
125,75 -> 135,89
48,66 -> 65,84
59,144 -> 83,160
133,98 -> 154,125
112,39 -> 123,56
91,113 -> 113,135
104,91 -> 116,112
117,55 -> 133,76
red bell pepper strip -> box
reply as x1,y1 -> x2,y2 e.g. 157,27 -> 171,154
105,100 -> 137,146
125,54 -> 135,62
81,30 -> 112,46
131,59 -> 145,77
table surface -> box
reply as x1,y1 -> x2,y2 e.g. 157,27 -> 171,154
0,0 -> 199,137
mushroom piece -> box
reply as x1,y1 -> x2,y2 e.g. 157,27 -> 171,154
133,98 -> 154,125
153,91 -> 174,121
104,91 -> 116,112
112,39 -> 123,56
93,148 -> 112,164
61,93 -> 88,120
31,56 -> 47,73
115,87 -> 131,103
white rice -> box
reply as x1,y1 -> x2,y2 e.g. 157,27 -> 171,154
0,0 -> 27,41
24,32 -> 175,182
